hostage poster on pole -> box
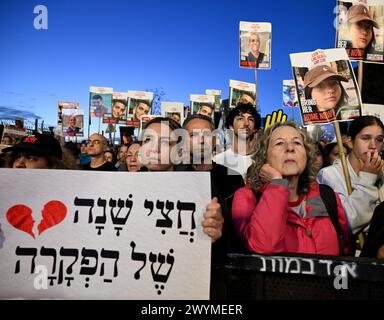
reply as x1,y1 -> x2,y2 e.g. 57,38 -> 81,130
89,87 -> 113,118
0,170 -> 211,300
190,95 -> 215,118
240,21 -> 272,69
161,102 -> 184,125
335,0 -> 384,63
228,80 -> 256,108
283,80 -> 299,107
126,91 -> 154,128
103,92 -> 129,125
290,48 -> 362,126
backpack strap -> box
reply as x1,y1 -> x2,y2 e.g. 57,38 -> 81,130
319,184 -> 344,255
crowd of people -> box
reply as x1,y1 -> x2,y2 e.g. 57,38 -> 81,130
2,104 -> 384,261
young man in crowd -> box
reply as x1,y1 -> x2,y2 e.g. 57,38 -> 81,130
214,103 -> 261,177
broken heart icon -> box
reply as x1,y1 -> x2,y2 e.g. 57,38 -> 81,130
6,201 -> 67,239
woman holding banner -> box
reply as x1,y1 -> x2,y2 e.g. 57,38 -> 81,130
232,122 -> 350,255
317,116 -> 384,236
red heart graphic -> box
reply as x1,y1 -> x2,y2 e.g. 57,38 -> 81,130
38,201 -> 67,235
6,205 -> 35,238
6,201 -> 67,238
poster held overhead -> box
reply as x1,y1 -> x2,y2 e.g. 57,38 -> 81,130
240,21 -> 272,69
161,102 -> 184,124
228,80 -> 256,108
335,0 -> 384,63
62,109 -> 84,137
283,80 -> 299,107
89,87 -> 113,118
290,48 -> 362,126
190,95 -> 215,118
126,91 -> 154,128
103,92 -> 128,125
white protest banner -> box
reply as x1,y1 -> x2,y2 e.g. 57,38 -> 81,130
240,21 -> 272,69
0,170 -> 211,299
290,48 -> 362,126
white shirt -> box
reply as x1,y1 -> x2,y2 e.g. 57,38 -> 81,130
213,148 -> 253,178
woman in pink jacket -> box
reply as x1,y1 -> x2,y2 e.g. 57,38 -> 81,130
232,122 -> 350,255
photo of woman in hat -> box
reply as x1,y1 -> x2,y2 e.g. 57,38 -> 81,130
346,3 -> 379,52
304,64 -> 349,116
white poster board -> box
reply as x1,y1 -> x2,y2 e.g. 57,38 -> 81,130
0,170 -> 211,300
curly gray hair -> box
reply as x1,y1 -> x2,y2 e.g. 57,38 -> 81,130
246,121 -> 317,195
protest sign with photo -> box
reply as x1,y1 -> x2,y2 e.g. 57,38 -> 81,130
127,91 -> 154,128
205,89 -> 222,112
290,48 -> 362,126
240,21 -> 272,69
62,109 -> 84,137
57,101 -> 80,136
161,102 -> 184,125
363,103 -> 384,122
229,80 -> 257,108
190,95 -> 215,117
0,170 -> 211,299
283,80 -> 299,107
336,0 -> 384,63
103,92 -> 129,125
0,125 -> 27,146
89,87 -> 113,118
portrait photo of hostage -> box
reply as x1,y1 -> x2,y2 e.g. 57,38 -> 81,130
290,48 -> 362,126
89,92 -> 112,118
166,112 -> 181,123
230,88 -> 256,108
63,114 -> 84,137
128,99 -> 152,122
191,102 -> 215,118
336,1 -> 384,62
239,21 -> 271,69
283,80 -> 299,107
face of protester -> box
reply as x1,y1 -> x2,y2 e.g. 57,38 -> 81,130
80,143 -> 87,154
126,143 -> 142,172
267,126 -> 307,178
185,118 -> 214,163
350,20 -> 373,49
118,145 -> 129,162
328,145 -> 347,165
311,78 -> 342,112
350,125 -> 384,162
141,122 -> 177,171
197,105 -> 212,117
233,112 -> 255,140
133,102 -> 150,121
112,102 -> 126,118
171,113 -> 181,123
3,136 -> 12,145
12,152 -> 49,169
87,134 -> 107,157
249,34 -> 260,54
